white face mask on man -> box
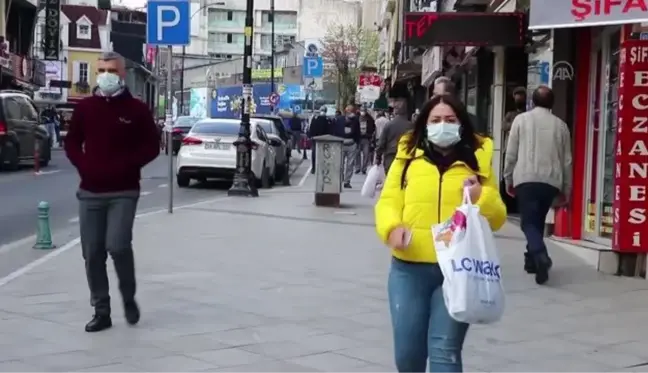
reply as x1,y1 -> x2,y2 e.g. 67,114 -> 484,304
426,121 -> 461,148
96,72 -> 123,95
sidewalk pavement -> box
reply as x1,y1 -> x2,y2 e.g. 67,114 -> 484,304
2,174 -> 648,372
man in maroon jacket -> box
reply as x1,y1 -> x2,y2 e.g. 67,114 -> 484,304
65,52 -> 160,332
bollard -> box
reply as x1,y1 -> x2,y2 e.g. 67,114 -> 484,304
34,201 -> 55,250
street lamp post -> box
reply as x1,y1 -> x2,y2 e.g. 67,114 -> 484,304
228,0 -> 257,197
269,0 -> 275,112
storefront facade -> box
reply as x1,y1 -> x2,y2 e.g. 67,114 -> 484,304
530,0 -> 648,256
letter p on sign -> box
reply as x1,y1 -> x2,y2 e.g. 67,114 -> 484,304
157,6 -> 180,41
307,59 -> 318,74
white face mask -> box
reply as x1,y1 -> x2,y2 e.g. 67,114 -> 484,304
96,72 -> 122,95
426,122 -> 461,148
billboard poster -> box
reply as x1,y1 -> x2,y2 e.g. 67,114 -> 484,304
211,84 -> 304,118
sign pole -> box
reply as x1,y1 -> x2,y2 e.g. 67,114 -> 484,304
166,45 -> 174,213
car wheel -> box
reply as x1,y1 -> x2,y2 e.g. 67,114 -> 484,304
0,142 -> 19,171
177,173 -> 190,187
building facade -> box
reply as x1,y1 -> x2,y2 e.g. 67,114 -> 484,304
378,0 -> 648,275
175,0 -> 298,60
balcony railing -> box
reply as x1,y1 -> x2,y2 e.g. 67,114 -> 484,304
207,19 -> 245,31
207,42 -> 245,55
257,23 -> 297,34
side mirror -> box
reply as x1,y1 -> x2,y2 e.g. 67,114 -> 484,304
268,138 -> 282,147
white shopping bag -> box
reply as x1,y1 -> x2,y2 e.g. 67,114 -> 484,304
361,165 -> 385,198
432,188 -> 505,324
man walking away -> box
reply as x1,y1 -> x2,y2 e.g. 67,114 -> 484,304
355,109 -> 375,174
504,86 -> 572,285
289,112 -> 303,154
308,107 -> 332,174
64,52 -> 160,332
375,92 -> 413,173
341,105 -> 360,188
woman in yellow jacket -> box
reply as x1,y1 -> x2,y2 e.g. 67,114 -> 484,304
375,94 -> 507,373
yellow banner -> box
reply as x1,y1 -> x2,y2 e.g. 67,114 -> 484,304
251,68 -> 282,80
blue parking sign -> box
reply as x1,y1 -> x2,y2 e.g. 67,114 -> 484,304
146,0 -> 191,46
302,57 -> 323,78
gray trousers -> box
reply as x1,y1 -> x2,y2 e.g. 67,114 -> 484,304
355,138 -> 371,172
342,143 -> 357,184
77,190 -> 139,316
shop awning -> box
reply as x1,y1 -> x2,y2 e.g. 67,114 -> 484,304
403,12 -> 526,47
529,0 -> 648,30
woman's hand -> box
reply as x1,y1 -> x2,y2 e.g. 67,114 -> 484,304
388,226 -> 411,250
464,176 -> 482,204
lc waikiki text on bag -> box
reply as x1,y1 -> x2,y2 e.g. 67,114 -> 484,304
432,187 -> 505,324
361,165 -> 385,198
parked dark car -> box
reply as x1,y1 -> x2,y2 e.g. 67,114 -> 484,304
166,116 -> 200,155
251,114 -> 291,159
0,91 -> 51,171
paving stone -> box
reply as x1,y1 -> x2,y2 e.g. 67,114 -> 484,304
2,183 -> 648,372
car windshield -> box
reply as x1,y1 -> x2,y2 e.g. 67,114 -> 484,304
255,120 -> 274,134
191,121 -> 239,135
174,117 -> 200,128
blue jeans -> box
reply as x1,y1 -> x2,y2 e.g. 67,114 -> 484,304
515,182 -> 559,256
388,257 -> 469,372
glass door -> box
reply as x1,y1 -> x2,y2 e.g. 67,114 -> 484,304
583,27 -> 621,243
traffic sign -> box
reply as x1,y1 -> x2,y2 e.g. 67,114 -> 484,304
302,57 -> 323,78
146,0 -> 191,46
269,92 -> 280,105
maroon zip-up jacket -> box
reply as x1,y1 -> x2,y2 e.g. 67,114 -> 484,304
64,87 -> 160,193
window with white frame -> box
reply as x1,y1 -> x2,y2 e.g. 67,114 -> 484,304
77,24 -> 91,40
79,62 -> 89,83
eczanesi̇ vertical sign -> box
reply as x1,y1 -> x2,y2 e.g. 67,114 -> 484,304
44,0 -> 61,61
613,39 -> 648,252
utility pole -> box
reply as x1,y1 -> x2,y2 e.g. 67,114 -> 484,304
228,0 -> 258,197
179,46 -> 186,115
154,46 -> 160,120
269,0 -> 275,113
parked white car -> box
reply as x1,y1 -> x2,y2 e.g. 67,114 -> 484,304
175,118 -> 276,188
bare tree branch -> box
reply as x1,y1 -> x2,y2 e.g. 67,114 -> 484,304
321,23 -> 379,108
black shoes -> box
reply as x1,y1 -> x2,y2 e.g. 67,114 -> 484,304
344,182 -> 352,188
124,300 -> 140,325
85,300 -> 139,332
355,170 -> 361,174
523,252 -> 536,274
85,314 -> 112,332
524,251 -> 552,285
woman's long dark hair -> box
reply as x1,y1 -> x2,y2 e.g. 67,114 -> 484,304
406,94 -> 481,172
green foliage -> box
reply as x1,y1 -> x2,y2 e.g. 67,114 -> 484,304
321,24 -> 379,108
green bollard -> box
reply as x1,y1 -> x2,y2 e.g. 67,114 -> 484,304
34,201 -> 55,250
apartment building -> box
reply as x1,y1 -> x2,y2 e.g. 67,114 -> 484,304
176,0 -> 298,61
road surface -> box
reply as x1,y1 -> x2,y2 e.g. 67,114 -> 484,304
0,150 -> 308,279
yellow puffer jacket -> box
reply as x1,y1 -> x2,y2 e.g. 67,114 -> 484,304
375,134 -> 507,263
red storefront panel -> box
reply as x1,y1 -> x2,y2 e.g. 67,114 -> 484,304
613,39 -> 648,252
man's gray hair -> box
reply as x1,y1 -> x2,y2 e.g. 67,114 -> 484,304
433,76 -> 456,95
99,51 -> 125,65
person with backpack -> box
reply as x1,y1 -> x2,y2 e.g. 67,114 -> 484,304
374,94 -> 506,372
